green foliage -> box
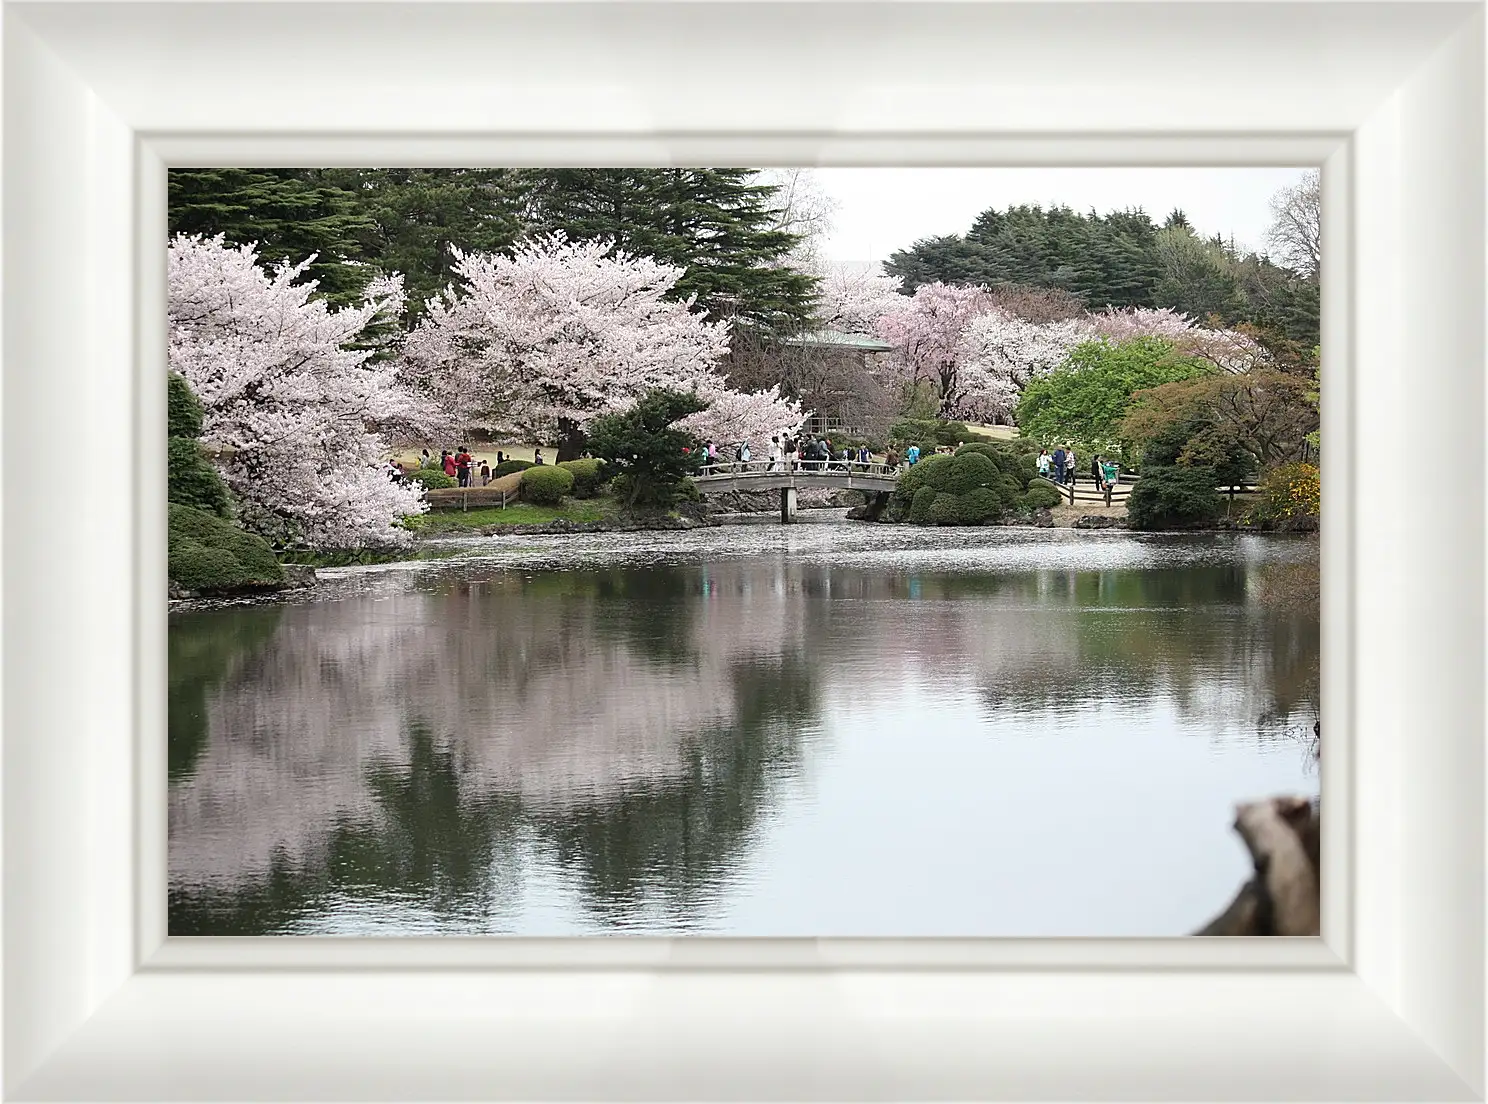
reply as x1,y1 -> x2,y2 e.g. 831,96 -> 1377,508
892,418 -> 979,449
557,458 -> 608,498
1022,481 -> 1064,510
168,504 -> 286,592
523,168 -> 817,332
961,486 -> 1006,521
936,452 -> 999,495
1126,466 -> 1223,530
492,459 -> 534,478
167,371 -> 205,439
519,464 -> 575,506
908,485 -> 939,524
170,167 -> 820,332
890,446 -> 1022,526
587,388 -> 707,509
407,467 -> 456,490
168,169 -> 380,309
167,438 -> 233,519
1015,336 -> 1210,457
167,372 -> 232,519
883,201 -> 1319,350
1245,462 -> 1321,527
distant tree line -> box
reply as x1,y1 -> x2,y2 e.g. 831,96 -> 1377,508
883,201 -> 1320,365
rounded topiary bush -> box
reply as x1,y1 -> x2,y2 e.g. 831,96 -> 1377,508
908,485 -> 939,525
926,492 -> 969,526
520,465 -> 575,505
1126,465 -> 1223,530
961,486 -> 1004,523
1022,481 -> 1064,510
557,458 -> 607,498
168,503 -> 285,593
938,452 -> 999,495
407,467 -> 456,490
167,437 -> 233,518
493,459 -> 534,478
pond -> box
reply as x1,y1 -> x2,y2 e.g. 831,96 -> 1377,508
168,524 -> 1320,937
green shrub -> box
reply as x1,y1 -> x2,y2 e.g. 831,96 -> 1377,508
1127,465 -> 1223,530
1245,462 -> 1320,527
961,486 -> 1004,523
890,418 -> 939,445
492,459 -> 534,478
167,372 -> 205,439
925,492 -> 969,525
895,452 -> 952,497
168,504 -> 285,593
934,421 -> 975,446
167,437 -> 232,518
938,452 -> 999,495
520,465 -> 575,505
908,485 -> 939,524
407,467 -> 456,490
1022,481 -> 1063,510
557,458 -> 607,498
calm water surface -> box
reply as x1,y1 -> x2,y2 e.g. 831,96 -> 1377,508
169,524 -> 1319,936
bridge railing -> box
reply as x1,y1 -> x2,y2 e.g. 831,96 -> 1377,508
697,460 -> 900,479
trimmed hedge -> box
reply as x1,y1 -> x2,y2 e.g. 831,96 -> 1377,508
168,503 -> 285,593
493,459 -> 534,478
407,467 -> 456,490
909,485 -> 939,524
1021,481 -> 1064,510
520,464 -> 575,505
167,437 -> 232,519
557,458 -> 607,498
1126,465 -> 1223,530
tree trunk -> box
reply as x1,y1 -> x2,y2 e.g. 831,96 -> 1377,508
555,417 -> 586,462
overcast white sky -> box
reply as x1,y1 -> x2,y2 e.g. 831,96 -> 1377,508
809,167 -> 1311,268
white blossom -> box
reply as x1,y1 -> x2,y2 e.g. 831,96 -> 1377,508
168,234 -> 425,550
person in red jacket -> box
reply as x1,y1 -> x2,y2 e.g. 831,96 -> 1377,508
454,447 -> 473,487
442,450 -> 457,479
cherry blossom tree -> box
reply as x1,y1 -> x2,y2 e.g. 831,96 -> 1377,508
874,281 -> 994,417
400,233 -> 740,458
1089,305 -> 1268,373
811,261 -> 907,333
679,381 -> 804,453
168,234 -> 426,550
955,312 -> 1095,421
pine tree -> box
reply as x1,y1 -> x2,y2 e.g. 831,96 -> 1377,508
523,168 -> 817,331
168,169 -> 377,308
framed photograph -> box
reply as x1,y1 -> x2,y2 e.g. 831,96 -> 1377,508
3,1 -> 1482,1099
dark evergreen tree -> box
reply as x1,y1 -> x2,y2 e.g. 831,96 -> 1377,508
522,168 -> 817,331
168,169 -> 377,307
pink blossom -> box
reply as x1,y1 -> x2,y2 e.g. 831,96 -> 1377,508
168,234 -> 426,550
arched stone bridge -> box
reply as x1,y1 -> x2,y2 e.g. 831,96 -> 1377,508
695,461 -> 899,522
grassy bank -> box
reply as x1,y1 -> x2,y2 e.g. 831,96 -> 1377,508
406,499 -> 614,534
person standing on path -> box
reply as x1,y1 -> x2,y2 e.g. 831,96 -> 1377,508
479,460 -> 491,486
1037,449 -> 1051,479
768,436 -> 782,471
1101,457 -> 1119,506
1052,446 -> 1066,485
532,448 -> 545,465
1065,446 -> 1077,486
455,446 -> 473,487
420,448 -> 436,470
442,450 -> 457,480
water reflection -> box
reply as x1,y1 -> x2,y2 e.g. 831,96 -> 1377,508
168,531 -> 1319,936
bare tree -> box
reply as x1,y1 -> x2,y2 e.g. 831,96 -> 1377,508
1264,169 -> 1321,280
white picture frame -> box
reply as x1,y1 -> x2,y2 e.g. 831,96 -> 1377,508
2,0 -> 1482,1098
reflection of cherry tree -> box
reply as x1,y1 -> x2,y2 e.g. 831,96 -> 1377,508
169,552 -> 1316,931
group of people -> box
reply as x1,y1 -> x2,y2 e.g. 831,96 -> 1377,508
760,435 -> 874,471
383,446 -> 548,487
1037,446 -> 1122,502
